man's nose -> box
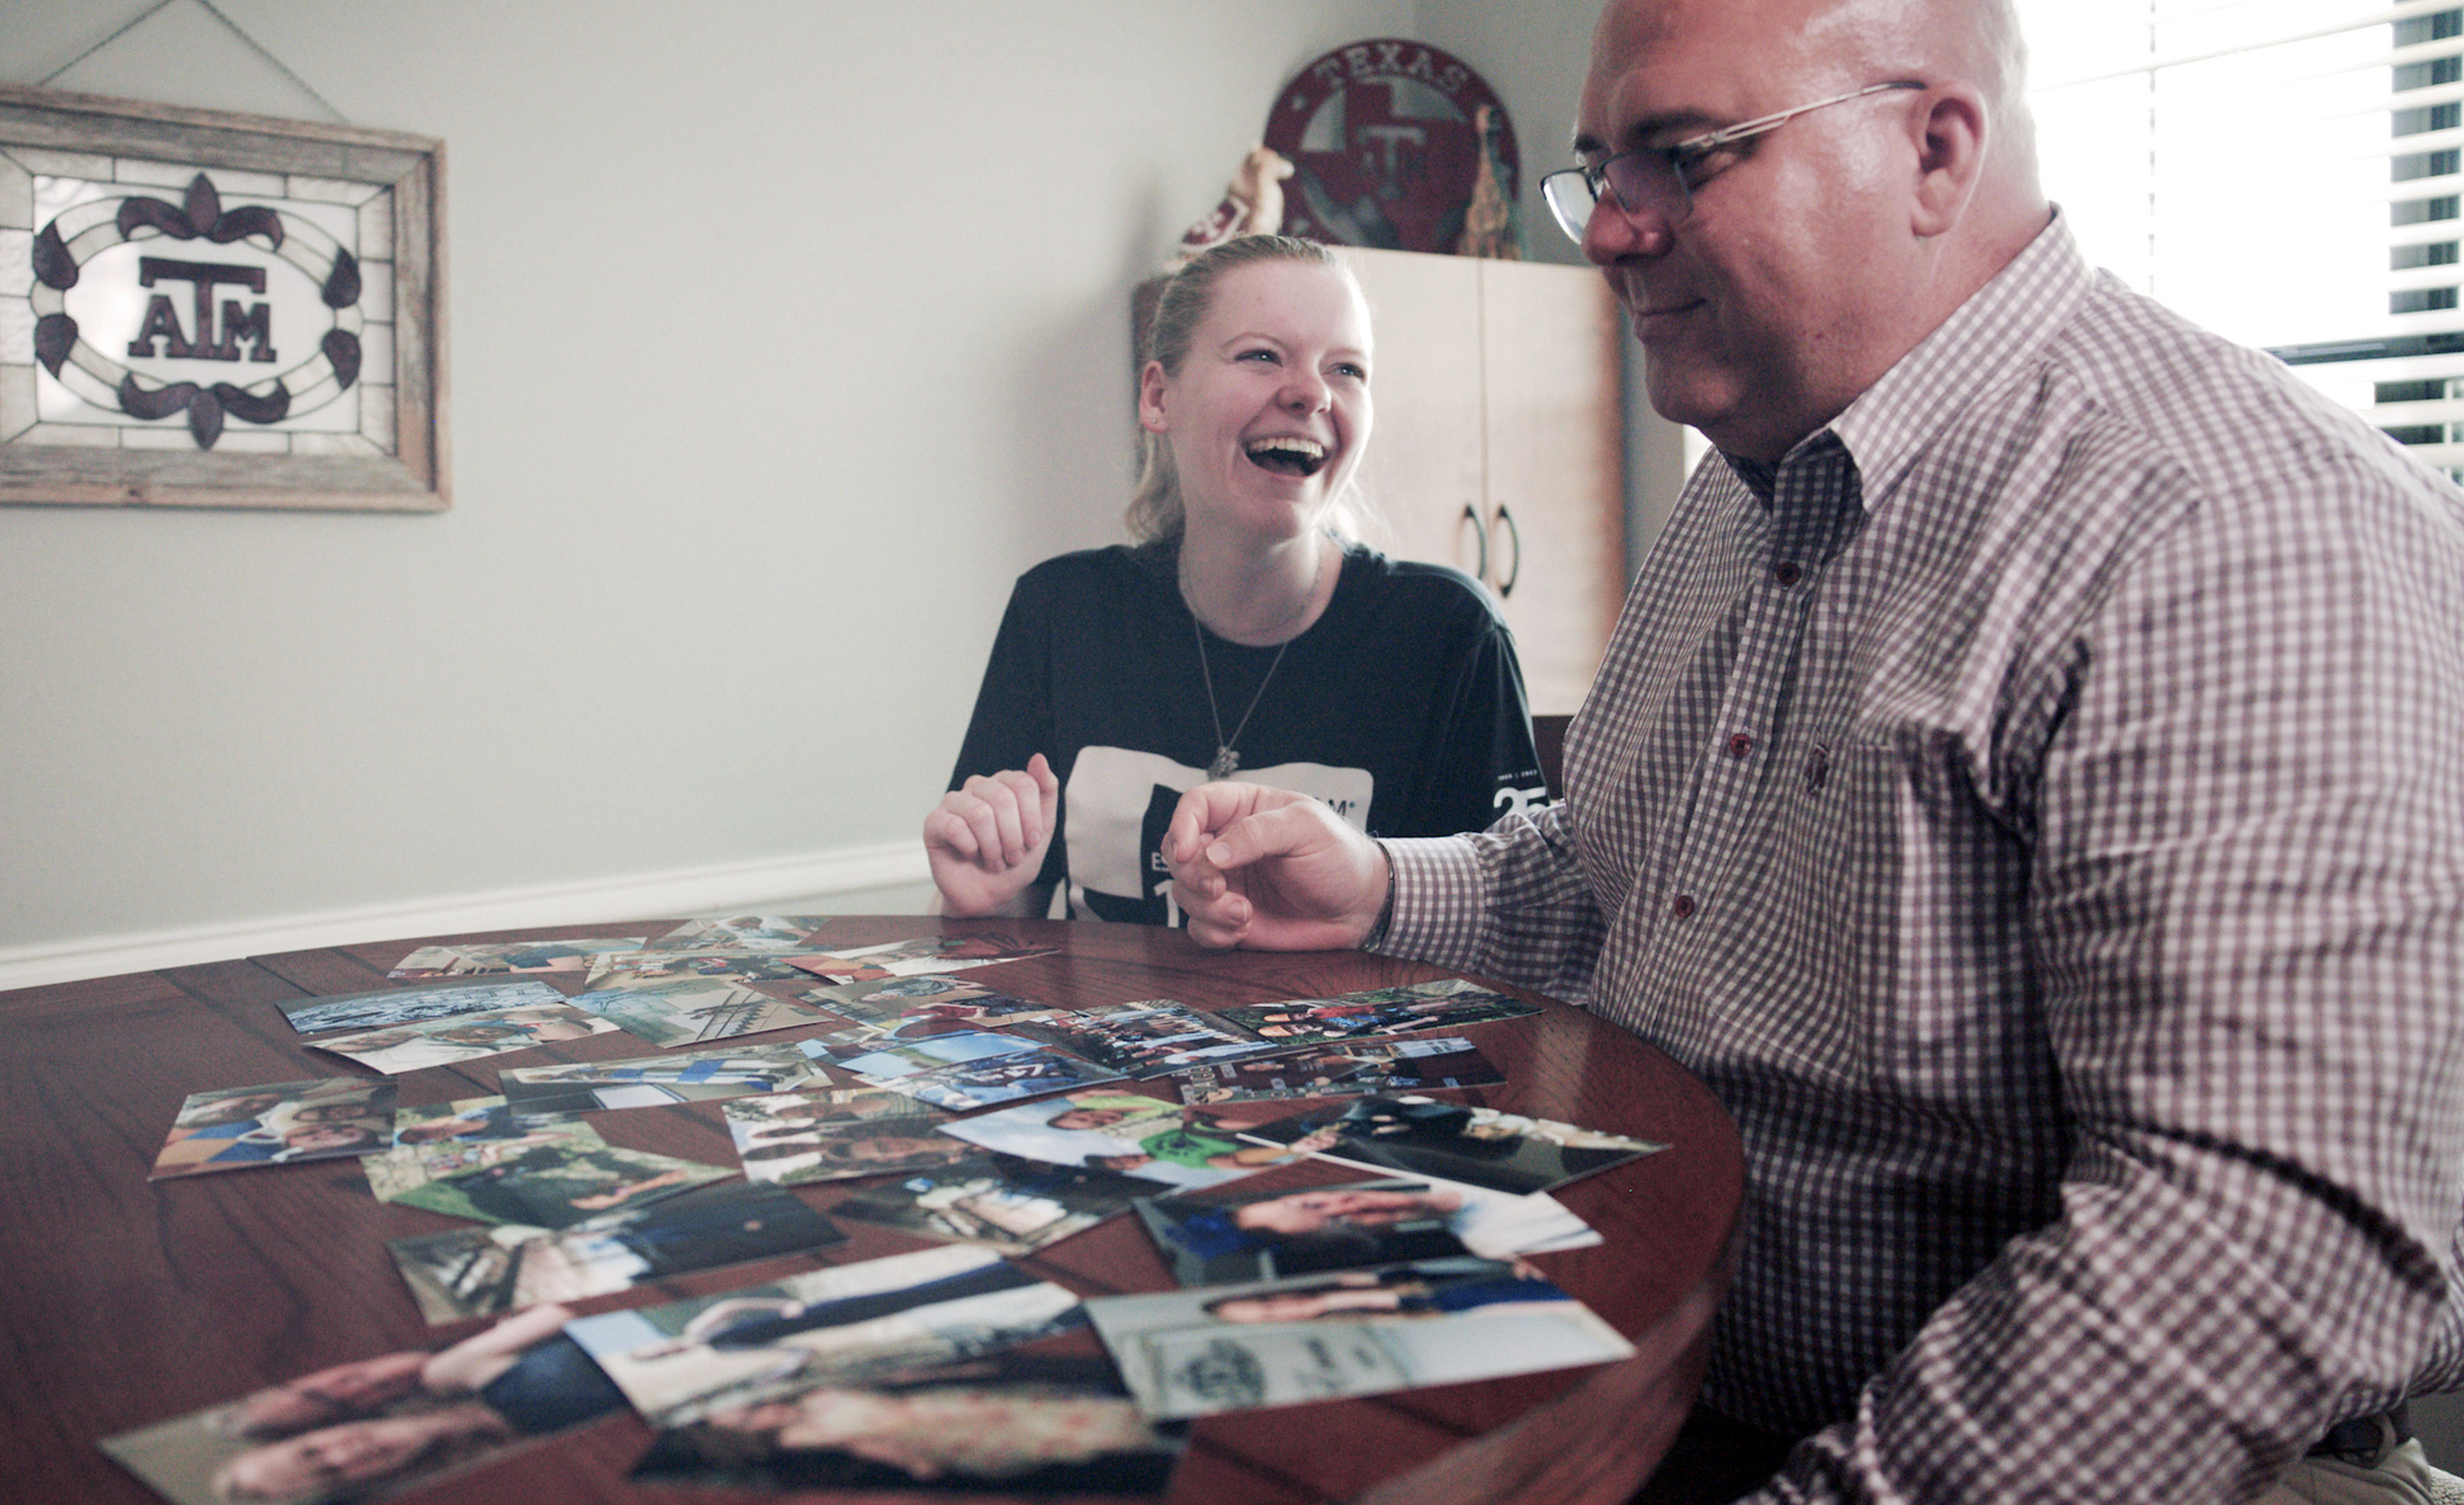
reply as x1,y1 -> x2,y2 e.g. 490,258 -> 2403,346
1582,196 -> 1675,264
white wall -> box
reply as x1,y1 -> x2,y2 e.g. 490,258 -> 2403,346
0,0 -> 1624,987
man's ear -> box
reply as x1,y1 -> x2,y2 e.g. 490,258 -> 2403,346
1137,360 -> 1171,434
1911,84 -> 1989,238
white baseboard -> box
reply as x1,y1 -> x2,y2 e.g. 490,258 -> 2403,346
0,842 -> 935,993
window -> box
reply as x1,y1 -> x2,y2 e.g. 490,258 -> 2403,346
2376,376 -> 2461,400
2395,148 -> 2463,180
2020,1 -> 2464,478
2396,54 -> 2463,88
2394,101 -> 2462,133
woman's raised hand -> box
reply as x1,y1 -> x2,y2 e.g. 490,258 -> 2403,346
923,752 -> 1061,917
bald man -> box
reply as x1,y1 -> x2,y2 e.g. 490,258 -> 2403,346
1164,1 -> 2464,1500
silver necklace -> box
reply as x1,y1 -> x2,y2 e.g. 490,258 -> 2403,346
1184,545 -> 1323,781
1193,624 -> 1293,780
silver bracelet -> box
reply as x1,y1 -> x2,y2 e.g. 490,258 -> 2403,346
1360,840 -> 1398,952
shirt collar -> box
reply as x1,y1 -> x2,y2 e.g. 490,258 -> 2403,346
1750,208 -> 2096,516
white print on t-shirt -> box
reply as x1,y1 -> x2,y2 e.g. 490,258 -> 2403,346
1495,783 -> 1548,816
1065,745 -> 1373,921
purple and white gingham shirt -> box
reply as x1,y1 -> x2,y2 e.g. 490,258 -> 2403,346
1382,215 -> 2464,1503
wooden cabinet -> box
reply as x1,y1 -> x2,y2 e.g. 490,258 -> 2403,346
1331,247 -> 1627,715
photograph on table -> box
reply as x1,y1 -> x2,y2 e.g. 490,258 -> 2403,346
794,972 -> 1070,1034
934,1090 -> 1301,1191
100,1302 -> 626,1505
824,1151 -> 1164,1255
364,1122 -> 731,1228
1134,1172 -> 1599,1288
387,937 -> 645,978
150,1076 -> 399,1180
723,1088 -> 969,1187
806,1030 -> 1125,1111
560,1244 -> 1085,1428
563,973 -> 839,1047
582,949 -> 819,986
782,931 -> 1056,982
305,1003 -> 617,1074
1002,1000 -> 1286,1079
387,1178 -> 849,1324
1084,1256 -> 1633,1420
1234,1094 -> 1667,1196
497,1042 -> 831,1120
646,914 -> 835,952
368,1120 -> 607,1201
629,1350 -> 1185,1495
1213,978 -> 1538,1044
725,1081 -> 941,1129
1168,1035 -> 1506,1105
278,978 -> 570,1035
392,1096 -> 529,1149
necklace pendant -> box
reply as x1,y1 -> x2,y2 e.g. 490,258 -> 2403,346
1208,747 -> 1240,780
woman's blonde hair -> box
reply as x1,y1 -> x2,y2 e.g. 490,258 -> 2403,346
1127,234 -> 1368,544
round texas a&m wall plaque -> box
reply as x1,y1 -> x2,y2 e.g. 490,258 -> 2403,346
1264,38 -> 1518,254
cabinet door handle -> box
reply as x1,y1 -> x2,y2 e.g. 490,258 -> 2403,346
1459,503 -> 1488,581
1493,504 -> 1522,598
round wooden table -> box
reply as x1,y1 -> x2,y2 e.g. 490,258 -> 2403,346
0,916 -> 1741,1505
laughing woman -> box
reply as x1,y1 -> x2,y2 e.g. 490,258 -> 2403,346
925,234 -> 1544,923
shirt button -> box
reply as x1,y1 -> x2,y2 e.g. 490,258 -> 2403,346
1773,561 -> 1802,585
1726,732 -> 1754,759
1806,743 -> 1831,791
1670,893 -> 1696,918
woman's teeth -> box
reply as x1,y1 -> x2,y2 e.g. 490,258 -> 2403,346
1245,437 -> 1327,477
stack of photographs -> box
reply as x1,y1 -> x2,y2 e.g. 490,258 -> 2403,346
134,916 -> 1673,1481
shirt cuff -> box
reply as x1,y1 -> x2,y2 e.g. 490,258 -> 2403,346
1371,835 -> 1486,969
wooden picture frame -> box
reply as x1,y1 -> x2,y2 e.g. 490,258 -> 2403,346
0,84 -> 446,511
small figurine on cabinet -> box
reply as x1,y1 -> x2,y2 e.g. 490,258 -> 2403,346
1174,144 -> 1296,265
1455,104 -> 1523,261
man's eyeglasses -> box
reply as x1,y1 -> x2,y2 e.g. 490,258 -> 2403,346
1541,81 -> 1926,243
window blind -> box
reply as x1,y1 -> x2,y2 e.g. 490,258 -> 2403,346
2021,0 -> 2464,476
